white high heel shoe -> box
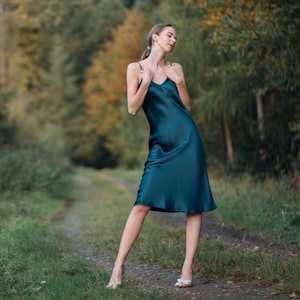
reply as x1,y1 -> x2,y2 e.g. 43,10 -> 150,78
106,265 -> 125,289
174,278 -> 193,288
106,279 -> 122,289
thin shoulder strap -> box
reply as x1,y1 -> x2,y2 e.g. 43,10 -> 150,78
137,62 -> 143,87
137,62 -> 143,71
170,61 -> 172,66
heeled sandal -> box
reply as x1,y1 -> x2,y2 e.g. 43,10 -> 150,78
174,278 -> 193,288
106,265 -> 125,289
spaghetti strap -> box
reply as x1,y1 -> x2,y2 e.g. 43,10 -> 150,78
137,62 -> 143,71
137,62 -> 143,88
170,61 -> 172,66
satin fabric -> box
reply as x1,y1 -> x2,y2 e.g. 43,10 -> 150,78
134,78 -> 217,213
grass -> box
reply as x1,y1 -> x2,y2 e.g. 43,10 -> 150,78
0,172 -> 170,299
211,174 -> 300,247
104,168 -> 300,246
1,163 -> 299,298
95,168 -> 300,293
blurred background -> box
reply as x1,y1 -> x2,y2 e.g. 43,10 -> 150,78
0,0 -> 299,181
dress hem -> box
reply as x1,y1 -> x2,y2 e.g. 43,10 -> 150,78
134,203 -> 217,214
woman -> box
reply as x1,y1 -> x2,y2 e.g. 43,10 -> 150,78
106,23 -> 216,289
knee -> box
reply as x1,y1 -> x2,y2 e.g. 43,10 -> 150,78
132,205 -> 151,215
187,212 -> 202,216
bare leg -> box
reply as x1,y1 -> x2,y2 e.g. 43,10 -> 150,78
108,204 -> 151,283
181,213 -> 202,281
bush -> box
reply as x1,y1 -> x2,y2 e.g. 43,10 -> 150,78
0,146 -> 68,193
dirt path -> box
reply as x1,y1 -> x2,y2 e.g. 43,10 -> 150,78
106,175 -> 295,258
54,172 -> 296,300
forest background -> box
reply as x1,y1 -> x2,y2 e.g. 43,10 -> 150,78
0,0 -> 299,179
1,2 -> 300,298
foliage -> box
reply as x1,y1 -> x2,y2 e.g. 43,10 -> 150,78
0,146 -> 68,193
83,10 -> 151,166
58,0 -> 128,83
165,0 -> 300,176
119,96 -> 149,168
0,0 -> 299,177
0,0 -> 128,168
71,134 -> 119,169
207,0 -> 300,94
0,104 -> 16,146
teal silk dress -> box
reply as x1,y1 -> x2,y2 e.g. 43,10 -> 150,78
134,64 -> 217,213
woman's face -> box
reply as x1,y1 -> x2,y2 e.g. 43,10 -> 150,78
154,26 -> 177,53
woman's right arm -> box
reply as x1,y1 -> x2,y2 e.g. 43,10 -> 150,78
127,63 -> 151,115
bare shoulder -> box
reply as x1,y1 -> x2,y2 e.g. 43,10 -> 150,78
170,62 -> 185,78
170,62 -> 183,71
127,62 -> 143,87
170,62 -> 181,67
127,62 -> 142,83
127,62 -> 142,72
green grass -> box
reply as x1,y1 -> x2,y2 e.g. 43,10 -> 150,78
0,171 -> 170,299
104,168 -> 300,246
211,175 -> 300,246
92,168 -> 300,293
1,165 -> 299,298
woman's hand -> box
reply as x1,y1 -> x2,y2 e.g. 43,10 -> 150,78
141,65 -> 153,84
165,65 -> 182,85
165,63 -> 191,111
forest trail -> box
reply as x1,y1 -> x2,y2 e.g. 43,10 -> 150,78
54,171 -> 294,300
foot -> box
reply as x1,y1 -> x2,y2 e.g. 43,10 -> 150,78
106,265 -> 125,289
106,279 -> 122,289
174,278 -> 193,288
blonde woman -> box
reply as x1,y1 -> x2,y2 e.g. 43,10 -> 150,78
106,23 -> 216,289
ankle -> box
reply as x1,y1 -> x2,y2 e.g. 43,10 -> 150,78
114,259 -> 125,268
181,266 -> 193,280
110,264 -> 125,280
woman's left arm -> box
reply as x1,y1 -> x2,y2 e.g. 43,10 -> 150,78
165,63 -> 191,111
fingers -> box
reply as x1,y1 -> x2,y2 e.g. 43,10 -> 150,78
165,65 -> 180,83
142,66 -> 153,83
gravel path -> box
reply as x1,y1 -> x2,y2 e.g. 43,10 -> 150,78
53,172 -> 298,300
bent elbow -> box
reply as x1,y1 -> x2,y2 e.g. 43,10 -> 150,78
128,108 -> 137,115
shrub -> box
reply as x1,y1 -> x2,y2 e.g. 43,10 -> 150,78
0,146 -> 68,193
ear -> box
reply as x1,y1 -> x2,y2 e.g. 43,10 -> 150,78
152,33 -> 158,43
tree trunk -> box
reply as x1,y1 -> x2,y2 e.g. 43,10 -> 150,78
256,91 -> 266,160
224,116 -> 234,162
0,0 -> 6,88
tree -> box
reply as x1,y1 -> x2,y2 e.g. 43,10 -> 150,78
84,11 -> 150,167
153,0 -> 245,163
0,0 -> 6,88
1,0 -> 129,164
185,0 -> 300,175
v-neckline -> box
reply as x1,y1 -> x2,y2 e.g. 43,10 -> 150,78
151,78 -> 169,86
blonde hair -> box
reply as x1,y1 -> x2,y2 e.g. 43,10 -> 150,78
141,23 -> 173,60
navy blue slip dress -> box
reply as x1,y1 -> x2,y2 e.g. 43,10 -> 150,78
134,62 -> 216,213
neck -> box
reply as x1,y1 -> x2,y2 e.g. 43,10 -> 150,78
148,58 -> 166,70
147,50 -> 166,69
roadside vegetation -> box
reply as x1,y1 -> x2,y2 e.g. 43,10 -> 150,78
105,168 -> 300,247
0,148 -> 299,298
76,168 -> 300,295
0,150 -> 170,299
0,0 -> 299,298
